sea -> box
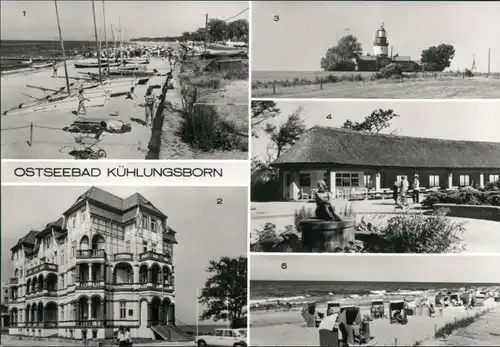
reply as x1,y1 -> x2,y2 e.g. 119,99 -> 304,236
250,280 -> 498,304
0,39 -> 104,71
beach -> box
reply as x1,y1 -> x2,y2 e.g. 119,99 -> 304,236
1,57 -> 174,159
250,299 -> 498,346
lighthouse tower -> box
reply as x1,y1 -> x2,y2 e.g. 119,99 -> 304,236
373,23 -> 389,56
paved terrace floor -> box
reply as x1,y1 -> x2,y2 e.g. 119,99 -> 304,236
250,199 -> 500,253
1,59 -> 172,159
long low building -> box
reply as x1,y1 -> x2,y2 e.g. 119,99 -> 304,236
271,126 -> 500,201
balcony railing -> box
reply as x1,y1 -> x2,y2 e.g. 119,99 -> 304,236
76,319 -> 106,328
139,251 -> 172,263
9,277 -> 18,285
76,280 -> 105,289
26,263 -> 58,276
76,249 -> 106,260
113,252 -> 134,261
113,283 -> 134,290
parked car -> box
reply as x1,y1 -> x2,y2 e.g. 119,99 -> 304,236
195,328 -> 247,347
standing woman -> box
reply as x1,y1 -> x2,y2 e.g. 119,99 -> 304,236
144,86 -> 156,127
117,326 -> 127,347
393,180 -> 399,205
125,327 -> 132,347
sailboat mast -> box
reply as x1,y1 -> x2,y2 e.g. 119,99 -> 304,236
119,16 -> 124,64
54,0 -> 71,95
91,0 -> 103,84
196,288 -> 199,337
110,24 -> 116,58
102,0 -> 109,76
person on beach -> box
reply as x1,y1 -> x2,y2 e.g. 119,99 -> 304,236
144,86 -> 156,127
314,180 -> 343,221
52,61 -> 58,78
412,174 -> 420,204
126,87 -> 137,100
77,89 -> 89,115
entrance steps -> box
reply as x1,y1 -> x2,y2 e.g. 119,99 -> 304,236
151,324 -> 194,342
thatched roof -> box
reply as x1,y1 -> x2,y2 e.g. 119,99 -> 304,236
272,126 -> 500,169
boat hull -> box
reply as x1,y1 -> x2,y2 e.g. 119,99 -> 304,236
3,94 -> 108,116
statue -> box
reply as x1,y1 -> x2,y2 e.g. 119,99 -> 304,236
314,181 -> 343,221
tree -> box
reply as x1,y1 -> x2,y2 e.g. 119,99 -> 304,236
420,44 -> 455,72
199,256 -> 247,328
341,109 -> 399,133
320,35 -> 363,71
264,107 -> 306,157
227,19 -> 249,41
251,101 -> 280,137
208,18 -> 229,42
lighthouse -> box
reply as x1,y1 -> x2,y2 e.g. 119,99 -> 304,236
373,23 -> 389,56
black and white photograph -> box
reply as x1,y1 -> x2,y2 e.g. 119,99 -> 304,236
251,100 -> 500,254
249,254 -> 500,346
251,1 -> 500,99
0,1 -> 249,160
1,186 -> 248,346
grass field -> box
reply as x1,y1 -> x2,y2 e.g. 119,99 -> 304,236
251,70 -> 500,98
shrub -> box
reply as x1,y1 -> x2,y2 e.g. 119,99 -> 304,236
484,179 -> 500,191
179,104 -> 247,152
377,63 -> 403,79
464,68 -> 474,77
293,206 -> 315,233
373,210 -> 465,253
422,189 -> 500,208
332,60 -> 356,71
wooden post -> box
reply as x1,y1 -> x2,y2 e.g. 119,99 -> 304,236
434,73 -> 437,80
394,337 -> 398,346
273,84 -> 276,94
27,122 -> 33,146
320,82 -> 323,90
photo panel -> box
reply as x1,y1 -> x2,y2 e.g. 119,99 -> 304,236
250,99 -> 500,254
1,185 -> 248,344
1,0 -> 249,160
251,1 -> 500,99
249,254 -> 500,346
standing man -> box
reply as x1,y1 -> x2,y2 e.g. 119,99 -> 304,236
400,176 -> 409,207
412,174 -> 420,204
52,60 -> 58,78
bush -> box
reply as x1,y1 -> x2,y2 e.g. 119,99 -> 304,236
293,206 -> 315,233
332,60 -> 356,71
464,68 -> 474,77
372,210 -> 465,253
179,104 -> 247,152
377,63 -> 403,79
484,179 -> 500,191
421,189 -> 500,208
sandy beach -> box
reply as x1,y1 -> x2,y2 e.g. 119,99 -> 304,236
1,58 -> 171,159
249,299 -> 498,346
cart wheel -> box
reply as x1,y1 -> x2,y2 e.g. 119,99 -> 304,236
97,149 -> 107,158
89,152 -> 100,160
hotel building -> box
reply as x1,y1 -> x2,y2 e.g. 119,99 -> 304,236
6,187 -> 187,341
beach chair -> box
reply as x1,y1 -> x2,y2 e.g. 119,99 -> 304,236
370,301 -> 385,319
326,302 -> 341,316
389,301 -> 408,324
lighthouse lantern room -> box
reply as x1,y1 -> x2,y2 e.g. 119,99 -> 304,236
373,23 -> 389,56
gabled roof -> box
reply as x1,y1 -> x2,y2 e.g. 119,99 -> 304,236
272,126 -> 500,169
10,229 -> 39,251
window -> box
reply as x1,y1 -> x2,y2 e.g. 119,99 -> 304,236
71,270 -> 75,284
224,330 -> 234,337
215,330 -> 224,337
72,215 -> 76,228
125,241 -> 131,253
165,243 -> 173,258
60,251 -> 64,265
80,209 -> 86,224
142,215 -> 148,229
61,275 -> 65,288
120,301 -> 126,319
152,243 -> 157,253
429,175 -> 440,187
335,173 -> 360,187
71,241 -> 76,258
128,309 -> 133,317
299,173 -> 311,187
285,174 -> 291,186
489,174 -> 499,183
459,175 -> 470,187
364,175 -> 373,188
61,306 -> 64,321
143,241 -> 148,253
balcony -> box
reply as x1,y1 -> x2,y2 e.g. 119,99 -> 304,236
9,277 -> 18,285
76,319 -> 106,328
77,249 -> 106,260
26,263 -> 58,277
139,251 -> 172,264
113,283 -> 134,290
138,282 -> 174,293
76,280 -> 105,290
113,252 -> 134,261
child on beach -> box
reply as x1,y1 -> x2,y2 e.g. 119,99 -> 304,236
144,86 -> 156,127
77,89 -> 89,115
52,61 -> 58,78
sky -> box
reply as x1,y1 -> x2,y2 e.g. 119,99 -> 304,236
0,186 -> 248,325
252,100 -> 500,161
0,1 -> 249,41
251,254 -> 500,283
252,1 -> 500,72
